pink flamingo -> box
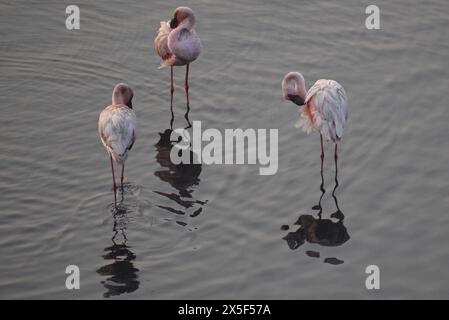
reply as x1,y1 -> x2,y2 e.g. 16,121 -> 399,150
282,72 -> 348,172
98,83 -> 137,206
154,6 -> 202,107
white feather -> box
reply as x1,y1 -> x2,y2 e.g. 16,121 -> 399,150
99,105 -> 137,164
304,79 -> 348,142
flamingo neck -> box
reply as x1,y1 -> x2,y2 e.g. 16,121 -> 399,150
176,16 -> 195,31
112,94 -> 125,106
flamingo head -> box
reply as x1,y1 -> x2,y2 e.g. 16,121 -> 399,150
112,83 -> 134,109
170,7 -> 196,29
282,72 -> 307,106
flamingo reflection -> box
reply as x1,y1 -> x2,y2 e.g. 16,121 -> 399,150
283,162 -> 349,264
96,206 -> 139,298
153,114 -> 207,218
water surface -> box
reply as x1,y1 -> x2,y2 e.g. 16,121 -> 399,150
1,0 -> 449,299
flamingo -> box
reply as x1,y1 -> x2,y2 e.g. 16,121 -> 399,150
98,83 -> 137,206
282,72 -> 348,176
154,6 -> 202,107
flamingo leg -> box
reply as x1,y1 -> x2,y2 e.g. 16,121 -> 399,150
184,63 -> 190,107
170,66 -> 174,108
320,133 -> 324,173
120,163 -> 125,191
110,155 -> 117,207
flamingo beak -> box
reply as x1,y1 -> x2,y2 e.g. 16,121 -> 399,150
170,16 -> 178,28
127,97 -> 133,109
288,94 -> 305,106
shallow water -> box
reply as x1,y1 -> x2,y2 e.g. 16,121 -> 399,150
1,0 -> 449,299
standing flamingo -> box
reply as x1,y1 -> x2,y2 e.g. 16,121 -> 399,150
98,83 -> 137,206
282,72 -> 348,176
154,6 -> 202,108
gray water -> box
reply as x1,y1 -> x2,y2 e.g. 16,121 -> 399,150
1,0 -> 449,299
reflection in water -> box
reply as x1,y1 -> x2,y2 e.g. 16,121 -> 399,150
283,214 -> 350,249
153,113 -> 207,218
184,100 -> 192,129
283,153 -> 349,264
312,160 -> 327,219
169,99 -> 192,130
330,150 -> 344,221
312,142 -> 345,221
96,206 -> 140,298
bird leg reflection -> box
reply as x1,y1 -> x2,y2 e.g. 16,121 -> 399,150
184,102 -> 192,129
170,66 -> 174,109
112,213 -> 127,243
316,163 -> 326,219
185,63 -> 190,107
331,143 -> 344,221
183,64 -> 192,129
169,106 -> 174,131
314,134 -> 326,219
97,209 -> 139,298
110,155 -> 117,207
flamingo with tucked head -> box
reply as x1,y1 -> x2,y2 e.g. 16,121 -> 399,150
282,72 -> 348,173
98,83 -> 137,206
154,6 -> 202,107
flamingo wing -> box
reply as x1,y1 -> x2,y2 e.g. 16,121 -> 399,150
128,130 -> 136,151
168,28 -> 202,64
154,21 -> 174,68
305,79 -> 348,142
99,106 -> 137,164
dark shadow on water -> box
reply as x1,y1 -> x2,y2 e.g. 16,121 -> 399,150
184,100 -> 192,129
153,112 -> 207,218
97,204 -> 140,298
154,129 -> 202,197
169,97 -> 192,130
283,154 -> 349,265
283,214 -> 350,249
311,160 -> 327,219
